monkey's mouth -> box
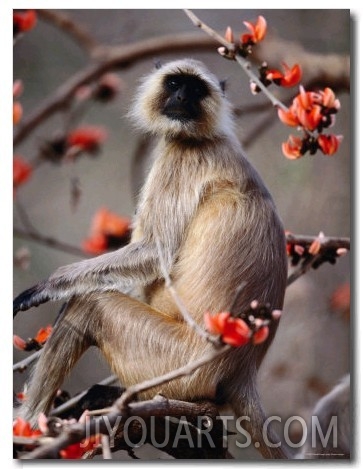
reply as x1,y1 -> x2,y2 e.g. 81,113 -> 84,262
162,104 -> 199,122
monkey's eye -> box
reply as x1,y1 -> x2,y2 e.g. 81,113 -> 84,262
166,77 -> 180,91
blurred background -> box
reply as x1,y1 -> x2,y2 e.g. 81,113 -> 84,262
13,9 -> 350,459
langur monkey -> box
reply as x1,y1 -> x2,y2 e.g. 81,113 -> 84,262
14,59 -> 288,458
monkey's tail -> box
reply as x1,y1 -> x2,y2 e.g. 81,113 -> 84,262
228,384 -> 292,459
16,299 -> 94,427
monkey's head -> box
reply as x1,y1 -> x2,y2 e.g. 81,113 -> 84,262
129,59 -> 235,140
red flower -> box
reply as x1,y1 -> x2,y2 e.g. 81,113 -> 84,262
91,207 -> 131,237
241,15 -> 267,45
330,282 -> 350,320
317,134 -> 343,155
13,80 -> 24,125
317,87 -> 341,110
67,126 -> 108,153
13,10 -> 37,34
13,155 -> 32,188
224,26 -> 235,43
60,435 -> 101,459
82,233 -> 108,255
252,326 -> 269,345
13,80 -> 24,98
281,135 -> 304,160
277,107 -> 300,127
82,208 -> 131,254
13,335 -> 27,351
13,325 -> 53,351
13,102 -> 23,125
13,417 -> 42,438
204,311 -> 251,347
34,325 -> 53,344
266,63 -> 302,88
296,104 -> 322,131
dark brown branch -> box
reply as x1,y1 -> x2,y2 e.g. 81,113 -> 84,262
286,233 -> 350,251
286,233 -> 350,286
14,226 -> 90,258
20,397 -> 221,459
37,9 -> 99,54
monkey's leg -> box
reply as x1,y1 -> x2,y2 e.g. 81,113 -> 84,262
18,292 -> 213,426
17,298 -> 97,425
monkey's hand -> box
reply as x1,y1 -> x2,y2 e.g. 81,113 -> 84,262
13,242 -> 161,317
13,282 -> 51,316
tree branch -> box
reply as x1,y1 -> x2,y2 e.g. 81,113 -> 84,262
14,226 -> 90,258
37,9 -> 99,55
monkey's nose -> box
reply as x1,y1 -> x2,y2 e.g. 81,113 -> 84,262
176,86 -> 188,102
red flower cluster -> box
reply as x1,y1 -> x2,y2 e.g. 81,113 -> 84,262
221,16 -> 267,59
60,435 -> 101,459
250,62 -> 302,95
13,414 -> 101,459
13,325 -> 53,351
265,62 -> 302,88
13,10 -> 37,36
82,207 -> 131,254
13,417 -> 42,439
278,86 -> 342,159
67,125 -> 108,153
204,311 -> 270,347
204,311 -> 251,346
40,125 -> 108,163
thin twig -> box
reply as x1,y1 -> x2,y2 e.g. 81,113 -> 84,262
14,226 -> 91,258
115,344 -> 230,409
234,55 -> 288,111
184,10 -> 288,111
13,350 -> 42,372
183,9 -> 234,52
287,256 -> 321,287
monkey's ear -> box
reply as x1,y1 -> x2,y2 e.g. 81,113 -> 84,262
153,59 -> 163,70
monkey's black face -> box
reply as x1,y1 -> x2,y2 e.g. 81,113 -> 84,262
162,74 -> 210,122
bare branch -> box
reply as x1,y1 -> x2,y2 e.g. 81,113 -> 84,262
20,397 -> 221,459
184,9 -> 234,52
14,226 -> 91,258
37,9 -> 99,55
114,344 -> 230,410
286,233 -> 350,286
286,233 -> 350,251
13,350 -> 41,373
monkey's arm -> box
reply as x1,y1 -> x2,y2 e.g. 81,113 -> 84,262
13,241 -> 160,315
